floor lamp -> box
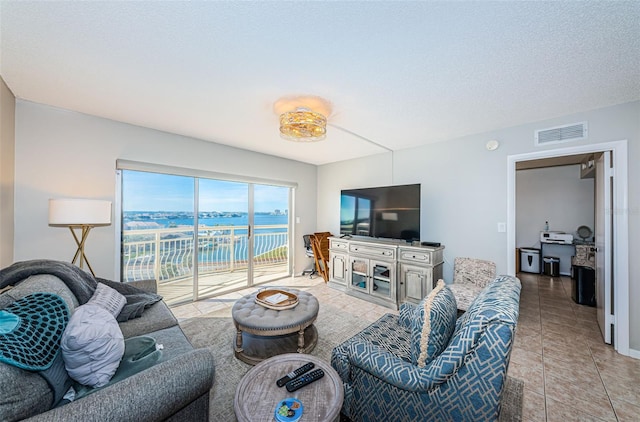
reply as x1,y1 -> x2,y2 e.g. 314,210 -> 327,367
48,199 -> 112,277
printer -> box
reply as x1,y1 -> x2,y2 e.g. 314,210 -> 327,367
540,231 -> 573,245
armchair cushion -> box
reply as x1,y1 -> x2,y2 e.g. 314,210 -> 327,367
410,280 -> 457,367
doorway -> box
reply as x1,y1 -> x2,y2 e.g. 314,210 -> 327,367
507,140 -> 630,356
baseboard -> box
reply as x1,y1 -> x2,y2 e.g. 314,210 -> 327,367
628,348 -> 640,360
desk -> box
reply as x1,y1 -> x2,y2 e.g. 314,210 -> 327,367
540,242 -> 575,276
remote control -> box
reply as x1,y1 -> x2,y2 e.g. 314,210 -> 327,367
285,368 -> 325,392
276,362 -> 315,387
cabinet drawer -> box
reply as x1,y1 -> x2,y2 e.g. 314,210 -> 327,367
330,239 -> 349,251
349,243 -> 396,260
399,249 -> 431,264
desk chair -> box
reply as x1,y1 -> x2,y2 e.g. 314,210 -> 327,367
301,234 -> 317,278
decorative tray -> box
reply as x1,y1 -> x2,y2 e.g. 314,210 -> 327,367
255,289 -> 299,310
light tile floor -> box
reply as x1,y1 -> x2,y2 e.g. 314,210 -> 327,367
512,272 -> 640,422
172,272 -> 640,421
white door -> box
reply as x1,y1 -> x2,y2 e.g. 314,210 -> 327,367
595,151 -> 613,344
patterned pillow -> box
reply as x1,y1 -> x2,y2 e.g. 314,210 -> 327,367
87,282 -> 127,318
410,280 -> 458,367
398,302 -> 415,328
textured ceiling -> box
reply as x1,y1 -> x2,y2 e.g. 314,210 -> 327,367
1,1 -> 639,165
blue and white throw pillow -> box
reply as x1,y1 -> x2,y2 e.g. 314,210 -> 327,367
410,280 -> 458,367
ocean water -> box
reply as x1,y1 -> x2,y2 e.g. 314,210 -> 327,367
123,213 -> 289,262
124,213 -> 288,232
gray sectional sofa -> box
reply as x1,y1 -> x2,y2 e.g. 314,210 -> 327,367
0,261 -> 215,422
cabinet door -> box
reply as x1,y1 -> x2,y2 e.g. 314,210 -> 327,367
330,252 -> 347,285
370,260 -> 395,300
400,263 -> 431,304
349,257 -> 369,292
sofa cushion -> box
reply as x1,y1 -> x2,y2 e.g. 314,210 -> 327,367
61,304 -> 125,388
0,361 -> 53,422
410,279 -> 457,367
0,274 -> 79,312
118,300 -> 178,339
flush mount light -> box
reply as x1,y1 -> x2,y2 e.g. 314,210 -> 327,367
274,96 -> 332,142
279,107 -> 327,142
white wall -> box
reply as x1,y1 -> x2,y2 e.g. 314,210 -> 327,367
13,100 -> 317,279
516,165 -> 594,275
516,165 -> 594,248
0,77 -> 15,267
318,100 -> 640,349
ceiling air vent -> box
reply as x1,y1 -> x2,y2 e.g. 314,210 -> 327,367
534,122 -> 587,146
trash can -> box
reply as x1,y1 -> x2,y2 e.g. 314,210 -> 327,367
520,248 -> 540,273
571,265 -> 596,307
543,256 -> 560,277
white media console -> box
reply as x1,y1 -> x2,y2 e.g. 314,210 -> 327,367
328,236 -> 444,310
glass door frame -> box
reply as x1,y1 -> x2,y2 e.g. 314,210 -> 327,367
115,160 -> 296,304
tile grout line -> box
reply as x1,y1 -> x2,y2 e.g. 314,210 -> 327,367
537,274 -> 550,422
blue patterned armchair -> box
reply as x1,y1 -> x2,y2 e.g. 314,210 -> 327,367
331,275 -> 521,422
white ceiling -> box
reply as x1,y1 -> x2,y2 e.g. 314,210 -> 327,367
1,1 -> 639,165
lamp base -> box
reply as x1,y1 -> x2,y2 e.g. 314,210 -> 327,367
69,225 -> 96,276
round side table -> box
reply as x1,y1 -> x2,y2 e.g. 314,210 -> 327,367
234,353 -> 343,422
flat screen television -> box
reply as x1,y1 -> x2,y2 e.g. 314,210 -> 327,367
340,184 -> 420,242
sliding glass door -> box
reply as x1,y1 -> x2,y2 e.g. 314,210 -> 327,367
121,171 -> 197,303
197,179 -> 249,299
120,168 -> 291,305
252,184 -> 290,284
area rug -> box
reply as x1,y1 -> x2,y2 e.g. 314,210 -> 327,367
179,304 -> 523,421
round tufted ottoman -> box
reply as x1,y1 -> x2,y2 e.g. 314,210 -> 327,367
232,288 -> 319,365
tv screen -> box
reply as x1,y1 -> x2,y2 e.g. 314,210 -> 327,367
340,184 -> 420,242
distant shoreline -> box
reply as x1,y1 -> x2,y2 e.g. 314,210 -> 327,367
123,212 -> 288,231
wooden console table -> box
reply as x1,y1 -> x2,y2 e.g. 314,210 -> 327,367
328,236 -> 444,309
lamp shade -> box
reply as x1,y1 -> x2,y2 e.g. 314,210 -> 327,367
48,199 -> 112,226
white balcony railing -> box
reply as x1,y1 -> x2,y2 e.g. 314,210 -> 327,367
122,225 -> 288,283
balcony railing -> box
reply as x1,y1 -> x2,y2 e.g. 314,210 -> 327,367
122,225 -> 289,284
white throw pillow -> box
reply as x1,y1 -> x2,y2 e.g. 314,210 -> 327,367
87,282 -> 126,317
60,304 -> 125,388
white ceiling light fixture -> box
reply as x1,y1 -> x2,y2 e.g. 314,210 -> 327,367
274,96 -> 332,142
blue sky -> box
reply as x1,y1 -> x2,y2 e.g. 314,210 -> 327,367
122,170 -> 289,212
